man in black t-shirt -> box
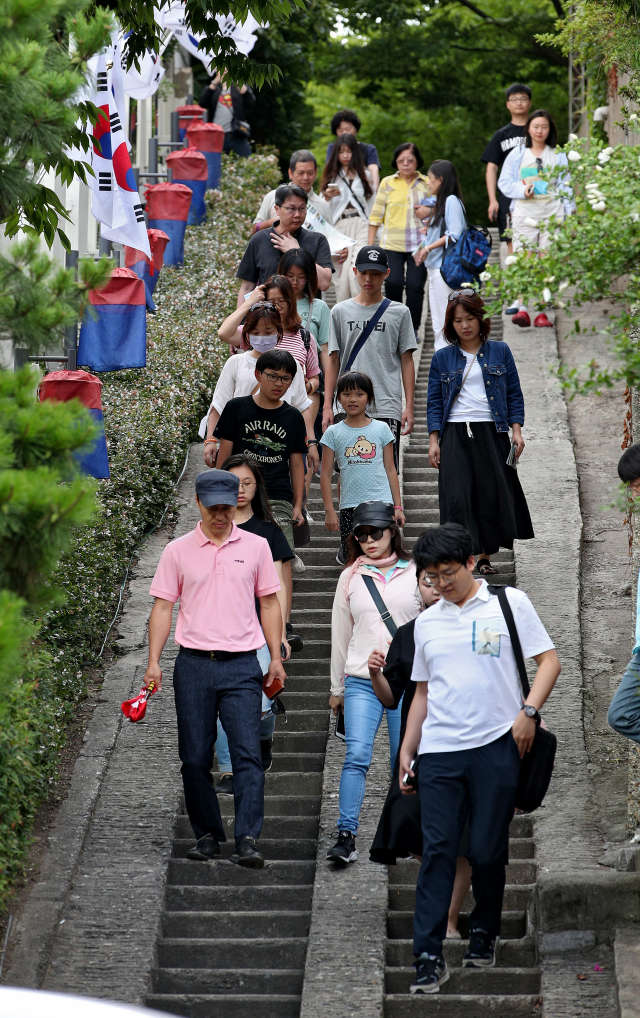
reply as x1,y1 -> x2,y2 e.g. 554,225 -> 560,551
481,84 -> 532,259
235,183 -> 333,306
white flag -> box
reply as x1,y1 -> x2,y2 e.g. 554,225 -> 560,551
156,4 -> 264,71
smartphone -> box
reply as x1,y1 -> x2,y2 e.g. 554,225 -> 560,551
334,704 -> 346,741
401,758 -> 418,789
506,442 -> 518,469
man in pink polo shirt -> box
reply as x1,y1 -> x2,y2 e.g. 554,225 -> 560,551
144,469 -> 285,868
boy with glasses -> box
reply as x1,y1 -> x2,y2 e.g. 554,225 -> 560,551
481,83 -> 532,301
214,348 -> 309,559
399,522 -> 560,994
236,183 -> 333,305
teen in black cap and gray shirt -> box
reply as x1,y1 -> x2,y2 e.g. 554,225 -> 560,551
323,245 -> 417,468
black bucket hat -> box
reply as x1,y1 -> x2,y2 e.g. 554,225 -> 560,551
351,501 -> 395,531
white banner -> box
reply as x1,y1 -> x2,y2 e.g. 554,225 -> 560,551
303,204 -> 356,256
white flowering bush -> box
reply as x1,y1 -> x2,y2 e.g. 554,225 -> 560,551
483,136 -> 640,395
0,152 -> 280,903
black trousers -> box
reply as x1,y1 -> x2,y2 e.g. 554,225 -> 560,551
384,250 -> 427,330
413,730 -> 521,957
223,133 -> 251,157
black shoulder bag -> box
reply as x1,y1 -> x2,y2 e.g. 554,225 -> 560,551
488,584 -> 557,813
344,298 -> 391,373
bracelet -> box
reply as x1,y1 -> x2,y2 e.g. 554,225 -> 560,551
204,438 -> 218,445
394,505 -> 404,511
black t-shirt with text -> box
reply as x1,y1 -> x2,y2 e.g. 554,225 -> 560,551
236,224 -> 333,286
214,395 -> 308,503
481,123 -> 527,169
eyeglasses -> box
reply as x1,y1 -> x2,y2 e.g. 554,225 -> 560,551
424,563 -> 464,585
270,299 -> 289,309
285,274 -> 307,283
261,370 -> 293,384
238,479 -> 257,490
354,527 -> 385,542
507,96 -> 530,104
279,205 -> 307,214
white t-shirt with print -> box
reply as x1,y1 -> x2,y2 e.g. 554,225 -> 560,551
448,350 -> 494,423
412,580 -> 554,754
513,145 -> 563,221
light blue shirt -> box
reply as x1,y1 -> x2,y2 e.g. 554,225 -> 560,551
363,558 -> 410,582
321,418 -> 395,509
424,195 -> 466,269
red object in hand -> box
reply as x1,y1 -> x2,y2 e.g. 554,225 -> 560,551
121,679 -> 158,722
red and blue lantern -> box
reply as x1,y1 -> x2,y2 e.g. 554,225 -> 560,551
39,370 -> 110,479
124,228 -> 170,308
166,149 -> 208,225
186,122 -> 225,190
145,183 -> 193,266
176,103 -> 204,141
78,268 -> 146,373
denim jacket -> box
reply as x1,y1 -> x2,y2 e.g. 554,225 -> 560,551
427,341 -> 525,435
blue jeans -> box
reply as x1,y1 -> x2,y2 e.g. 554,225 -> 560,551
608,652 -> 640,745
413,730 -> 521,957
337,675 -> 403,834
173,649 -> 264,845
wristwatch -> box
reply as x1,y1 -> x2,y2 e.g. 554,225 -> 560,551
521,704 -> 540,722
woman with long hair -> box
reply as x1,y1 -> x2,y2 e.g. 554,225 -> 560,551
414,159 -> 467,351
368,142 -> 431,338
278,249 -> 330,360
320,132 -> 374,303
213,454 -> 295,792
498,109 -> 573,328
427,291 -> 533,575
262,274 -> 320,395
326,500 -> 419,866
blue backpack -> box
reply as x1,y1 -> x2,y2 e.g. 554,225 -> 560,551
439,205 -> 492,289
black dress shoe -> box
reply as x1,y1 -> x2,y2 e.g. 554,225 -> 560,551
216,774 -> 234,795
230,836 -> 264,868
186,834 -> 221,861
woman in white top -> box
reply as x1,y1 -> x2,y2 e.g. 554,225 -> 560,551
326,500 -> 419,866
427,291 -> 533,576
498,109 -> 572,328
320,133 -> 374,303
200,298 -> 313,467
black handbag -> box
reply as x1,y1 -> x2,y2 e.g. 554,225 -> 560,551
488,584 -> 557,813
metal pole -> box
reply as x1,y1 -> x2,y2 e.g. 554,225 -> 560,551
148,135 -> 158,175
171,110 -> 180,145
167,167 -> 173,184
64,249 -> 79,369
98,235 -> 112,258
132,166 -> 140,192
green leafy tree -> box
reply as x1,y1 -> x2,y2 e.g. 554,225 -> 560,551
0,0 -> 113,246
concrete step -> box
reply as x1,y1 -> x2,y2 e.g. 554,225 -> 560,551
387,859 -> 536,895
173,814 -> 319,841
385,966 -> 541,995
272,731 -> 327,752
150,967 -> 304,995
167,859 -> 315,887
383,994 -> 541,1017
157,937 -> 308,969
162,909 -> 311,939
215,795 -> 321,817
388,884 -> 534,913
147,992 -> 301,1017
282,657 -> 330,676
172,837 -> 317,861
388,911 -> 527,941
165,883 -> 313,912
387,936 -> 537,969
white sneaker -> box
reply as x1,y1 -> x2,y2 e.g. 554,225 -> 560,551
291,554 -> 306,575
505,300 -> 520,315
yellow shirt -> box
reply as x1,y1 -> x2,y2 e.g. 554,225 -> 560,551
368,172 -> 431,252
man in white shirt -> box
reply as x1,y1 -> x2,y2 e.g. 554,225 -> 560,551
399,523 -> 560,994
253,149 -> 334,232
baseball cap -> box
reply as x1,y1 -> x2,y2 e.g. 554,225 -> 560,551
195,469 -> 239,508
354,246 -> 389,273
351,500 -> 395,531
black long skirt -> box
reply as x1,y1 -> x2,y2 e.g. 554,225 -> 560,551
438,422 -> 534,557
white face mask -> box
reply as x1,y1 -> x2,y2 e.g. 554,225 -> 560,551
249,334 -> 278,352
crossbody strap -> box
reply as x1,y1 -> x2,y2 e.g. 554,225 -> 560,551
362,574 -> 398,637
344,298 -> 391,373
340,171 -> 368,218
487,584 -> 530,698
305,299 -> 313,331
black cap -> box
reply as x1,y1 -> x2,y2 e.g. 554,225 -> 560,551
195,469 -> 239,508
354,245 -> 389,272
351,500 -> 395,531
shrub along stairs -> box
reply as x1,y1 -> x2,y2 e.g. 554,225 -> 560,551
145,477 -> 337,1018
383,238 -> 540,1015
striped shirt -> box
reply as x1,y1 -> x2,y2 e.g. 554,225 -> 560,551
369,172 -> 431,252
278,329 -> 320,380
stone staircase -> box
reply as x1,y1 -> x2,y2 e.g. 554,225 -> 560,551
145,483 -> 336,1018
383,236 -> 540,1014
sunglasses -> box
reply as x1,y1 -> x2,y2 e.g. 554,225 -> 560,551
447,288 -> 476,302
253,301 -> 276,310
354,527 -> 385,542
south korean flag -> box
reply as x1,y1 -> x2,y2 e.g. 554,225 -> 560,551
87,52 -> 121,232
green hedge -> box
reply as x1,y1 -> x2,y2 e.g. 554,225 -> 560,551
0,152 -> 281,901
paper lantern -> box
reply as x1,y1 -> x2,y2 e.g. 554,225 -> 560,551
124,228 -> 170,306
40,370 -> 110,479
78,268 -> 146,372
166,149 -> 208,225
186,122 -> 225,189
145,183 -> 193,266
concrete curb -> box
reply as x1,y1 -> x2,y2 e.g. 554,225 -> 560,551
4,447 -> 203,1001
614,926 -> 640,1018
